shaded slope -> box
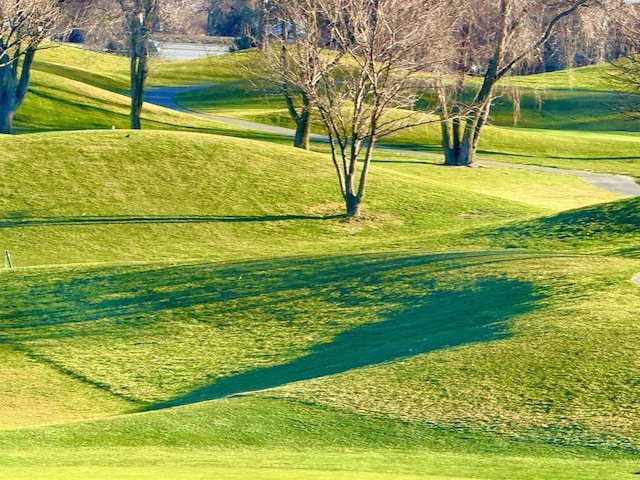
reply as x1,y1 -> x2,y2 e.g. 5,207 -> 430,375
1,252 -> 532,404
267,255 -> 640,451
151,277 -> 537,409
4,251 -> 640,452
479,197 -> 640,249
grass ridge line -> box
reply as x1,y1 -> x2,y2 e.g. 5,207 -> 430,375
0,214 -> 344,228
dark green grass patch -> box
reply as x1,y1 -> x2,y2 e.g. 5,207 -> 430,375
268,255 -> 640,451
0,251 -> 533,404
477,196 -> 640,250
2,253 -> 640,451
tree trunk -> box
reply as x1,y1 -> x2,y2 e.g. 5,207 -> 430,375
130,54 -> 145,129
0,48 -> 35,134
0,103 -> 13,134
293,93 -> 311,149
293,111 -> 311,149
129,40 -> 148,129
345,192 -> 361,217
442,82 -> 495,166
0,63 -> 16,134
441,119 -> 457,165
259,0 -> 269,50
284,86 -> 311,150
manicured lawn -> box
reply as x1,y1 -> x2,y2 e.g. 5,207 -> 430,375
2,44 -> 640,480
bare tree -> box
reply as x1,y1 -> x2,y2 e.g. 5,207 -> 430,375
609,1 -> 640,114
269,0 -> 443,217
115,0 -> 162,129
259,9 -> 315,149
434,0 -> 604,166
159,0 -> 207,35
0,0 -> 59,133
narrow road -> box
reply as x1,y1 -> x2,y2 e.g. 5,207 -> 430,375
145,85 -> 327,140
144,85 -> 640,196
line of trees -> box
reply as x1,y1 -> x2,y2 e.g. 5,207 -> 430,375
0,0 -> 639,216
262,0 -> 639,216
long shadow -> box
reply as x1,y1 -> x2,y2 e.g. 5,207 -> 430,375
1,251 -> 535,330
32,62 -> 126,93
371,159 -> 435,165
0,213 -> 342,229
148,277 -> 540,410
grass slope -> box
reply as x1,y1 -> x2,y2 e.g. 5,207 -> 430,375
169,55 -> 640,177
2,252 -> 640,479
0,130 -> 624,267
3,45 -> 640,480
3,253 -> 640,448
479,197 -> 640,250
0,396 -> 638,480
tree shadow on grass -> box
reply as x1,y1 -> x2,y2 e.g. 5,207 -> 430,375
148,276 -> 540,411
0,213 -> 342,229
1,251 -> 530,330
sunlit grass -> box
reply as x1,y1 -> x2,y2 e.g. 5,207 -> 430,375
3,44 -> 640,480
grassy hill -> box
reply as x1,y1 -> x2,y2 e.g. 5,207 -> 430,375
1,44 -> 640,480
169,58 -> 640,178
0,128 -> 626,267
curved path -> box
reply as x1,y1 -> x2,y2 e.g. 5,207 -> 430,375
144,85 -> 640,196
145,85 -> 327,140
633,273 -> 640,286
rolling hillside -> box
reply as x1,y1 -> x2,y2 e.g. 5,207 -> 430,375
1,44 -> 640,480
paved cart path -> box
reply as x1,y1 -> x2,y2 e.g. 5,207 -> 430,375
144,85 -> 640,197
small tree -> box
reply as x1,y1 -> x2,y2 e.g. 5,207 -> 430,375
435,0 -> 600,166
0,0 -> 59,133
270,0 -> 444,217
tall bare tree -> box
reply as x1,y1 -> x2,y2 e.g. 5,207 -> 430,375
259,12 -> 314,149
116,0 -> 162,129
270,0 -> 444,217
435,0 -> 603,166
609,1 -> 640,113
0,0 -> 59,133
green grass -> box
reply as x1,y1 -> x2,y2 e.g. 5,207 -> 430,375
3,45 -> 640,480
506,64 -> 618,91
0,129 -> 625,267
0,396 -> 638,480
476,196 -> 640,250
168,55 -> 640,177
3,253 -> 640,446
489,88 -> 639,131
